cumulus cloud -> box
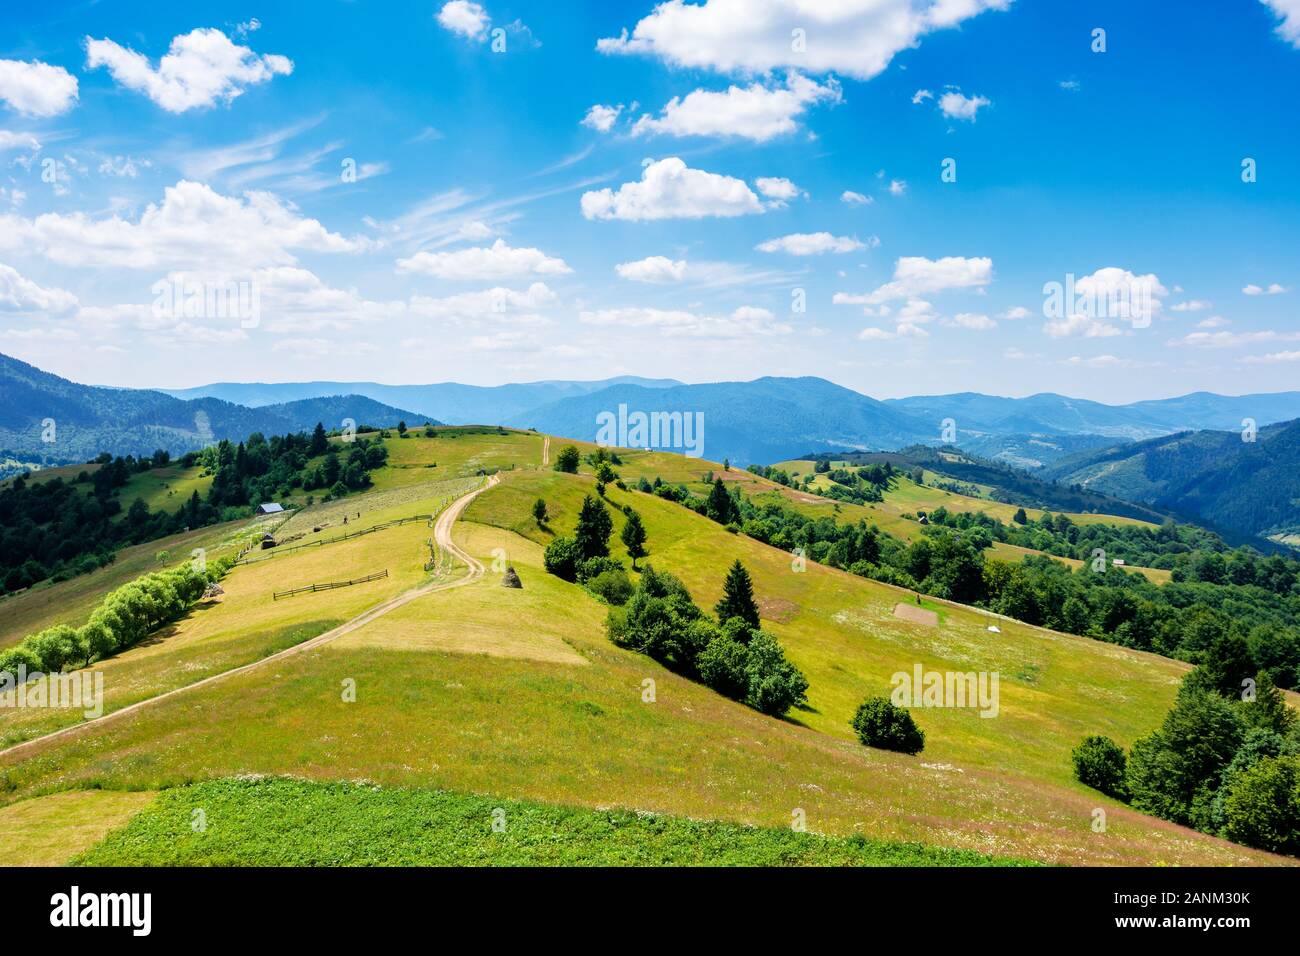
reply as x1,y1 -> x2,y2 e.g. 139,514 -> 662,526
437,1 -> 491,39
631,73 -> 839,142
1243,282 -> 1288,295
614,256 -> 688,283
1172,329 -> 1300,348
581,103 -> 622,132
1171,299 -> 1211,312
580,157 -> 763,221
950,312 -> 995,330
0,59 -> 78,116
396,238 -> 572,280
0,130 -> 41,152
408,282 -> 557,323
1044,314 -> 1123,338
938,90 -> 991,121
597,0 -> 1011,80
999,306 -> 1031,320
888,179 -> 907,196
911,89 -> 933,104
0,180 -> 366,270
1262,0 -> 1300,47
85,28 -> 292,112
755,232 -> 864,255
840,190 -> 872,205
579,304 -> 790,339
1242,350 -> 1300,364
754,177 -> 803,201
855,255 -> 994,303
0,262 -> 78,315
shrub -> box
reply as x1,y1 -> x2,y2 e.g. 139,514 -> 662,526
1071,735 -> 1129,799
543,536 -> 580,582
1220,755 -> 1300,854
852,697 -> 925,755
743,631 -> 808,717
576,555 -> 624,585
554,445 -> 580,474
586,569 -> 633,606
697,633 -> 749,700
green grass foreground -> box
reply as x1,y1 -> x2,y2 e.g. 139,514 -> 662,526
72,778 -> 1037,867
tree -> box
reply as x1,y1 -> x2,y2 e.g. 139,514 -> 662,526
543,536 -> 580,581
397,420 -> 408,436
1072,735 -> 1129,799
554,445 -> 580,474
310,422 -> 328,456
532,498 -> 548,527
1012,507 -> 1028,525
705,477 -> 737,524
715,559 -> 760,629
1221,756 -> 1300,854
621,509 -> 648,569
573,495 -> 613,560
852,697 -> 925,754
744,631 -> 808,716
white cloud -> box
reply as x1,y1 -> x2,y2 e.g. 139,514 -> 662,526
938,90 -> 991,121
888,179 -> 907,196
0,262 -> 78,315
1170,299 -> 1211,312
98,155 -> 152,178
1262,0 -> 1300,47
437,1 -> 491,40
951,312 -> 995,330
597,0 -> 1011,80
408,282 -> 557,323
85,28 -> 292,112
0,130 -> 41,152
1059,79 -> 1081,91
0,180 -> 366,270
1196,315 -> 1229,329
615,256 -> 688,283
581,104 -> 622,132
580,157 -> 763,221
1063,355 -> 1145,369
840,190 -> 873,205
631,74 -> 839,142
1243,282 -> 1288,295
911,89 -> 933,104
579,305 -> 790,338
859,255 -> 993,303
999,306 -> 1031,320
1242,350 -> 1300,364
1044,314 -> 1123,338
0,59 -> 78,117
756,232 -> 864,255
1173,329 -> 1300,348
754,176 -> 803,201
396,238 -> 572,280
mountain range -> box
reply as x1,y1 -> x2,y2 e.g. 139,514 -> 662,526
0,353 -> 431,465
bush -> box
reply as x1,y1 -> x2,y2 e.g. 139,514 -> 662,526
1072,735 -> 1129,799
697,633 -> 749,700
851,697 -> 925,755
554,445 -> 580,474
1220,755 -> 1300,854
543,536 -> 580,582
744,631 -> 808,717
586,569 -> 633,606
576,555 -> 624,585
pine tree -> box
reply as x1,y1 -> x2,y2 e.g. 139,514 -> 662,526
621,509 -> 648,569
532,498 -> 548,526
715,559 -> 760,630
706,477 -> 736,524
573,495 -> 612,560
310,422 -> 328,456
554,445 -> 580,474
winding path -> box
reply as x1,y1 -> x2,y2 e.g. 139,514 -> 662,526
0,475 -> 499,763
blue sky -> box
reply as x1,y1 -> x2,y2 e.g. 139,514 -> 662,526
1,0 -> 1299,401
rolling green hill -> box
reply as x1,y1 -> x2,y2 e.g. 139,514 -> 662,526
0,428 -> 1292,867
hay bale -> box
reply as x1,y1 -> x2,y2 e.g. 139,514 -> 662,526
501,567 -> 523,589
203,583 -> 225,599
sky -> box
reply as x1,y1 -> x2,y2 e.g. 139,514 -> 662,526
1,0 -> 1299,402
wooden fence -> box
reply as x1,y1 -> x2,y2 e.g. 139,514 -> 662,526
238,514 -> 435,565
272,569 -> 388,601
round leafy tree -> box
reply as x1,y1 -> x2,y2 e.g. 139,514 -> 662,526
1071,735 -> 1129,799
851,697 -> 925,755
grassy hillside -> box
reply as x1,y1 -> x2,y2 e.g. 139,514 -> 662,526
0,431 -> 1290,866
70,777 -> 1031,866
